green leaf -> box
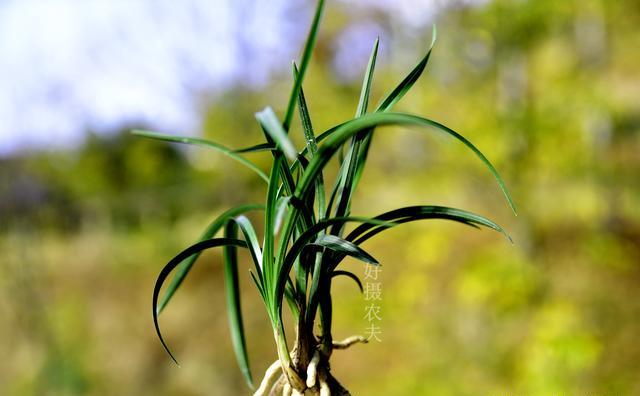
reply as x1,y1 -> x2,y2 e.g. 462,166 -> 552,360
325,205 -> 510,270
223,222 -> 254,389
132,129 -> 269,182
346,205 -> 511,246
269,218 -> 390,326
332,270 -> 364,293
309,234 -> 378,264
282,0 -> 326,131
157,204 -> 263,314
318,291 -> 333,352
356,37 -> 380,117
294,63 -> 326,220
283,281 -> 301,319
233,142 -> 275,154
328,37 -> 380,227
276,112 -> 516,329
376,25 -> 437,112
152,238 -> 248,365
346,26 -> 436,186
293,63 -> 329,310
293,63 -> 319,156
255,107 -> 298,161
233,215 -> 264,279
295,112 -> 517,215
274,216 -> 396,322
274,196 -> 291,234
249,270 -> 265,300
344,26 -> 436,189
307,234 -> 378,332
263,156 -> 283,308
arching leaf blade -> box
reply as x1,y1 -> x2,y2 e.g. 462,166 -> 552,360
346,205 -> 511,243
233,142 -> 275,154
330,35 -> 381,223
233,215 -> 264,279
274,216 -> 396,321
132,129 -> 269,182
223,222 -> 254,389
295,112 -> 517,215
283,282 -> 301,319
356,37 -> 379,117
158,204 -> 264,314
152,238 -> 248,365
293,63 -> 319,156
332,270 -> 364,293
263,156 -> 283,298
375,25 -> 437,113
256,107 -> 298,160
310,234 -> 378,265
283,0 -> 326,131
326,205 -> 511,270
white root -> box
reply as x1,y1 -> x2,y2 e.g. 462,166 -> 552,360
253,360 -> 282,396
257,336 -> 363,396
319,375 -> 331,396
269,374 -> 284,396
306,350 -> 321,388
332,335 -> 368,350
284,381 -> 304,396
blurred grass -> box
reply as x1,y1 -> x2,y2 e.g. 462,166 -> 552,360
1,0 -> 640,395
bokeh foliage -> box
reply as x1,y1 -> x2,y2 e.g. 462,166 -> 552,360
1,0 -> 639,395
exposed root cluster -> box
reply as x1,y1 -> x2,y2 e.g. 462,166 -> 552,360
253,336 -> 367,396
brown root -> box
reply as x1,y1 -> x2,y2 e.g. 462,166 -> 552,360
258,334 -> 366,395
331,335 -> 368,350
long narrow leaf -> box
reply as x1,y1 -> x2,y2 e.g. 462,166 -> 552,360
294,63 -> 326,219
283,282 -> 301,319
328,37 -> 380,228
318,290 -> 333,352
132,129 -> 268,182
233,142 -> 275,154
249,270 -> 265,300
283,0 -> 326,131
346,205 -> 510,243
152,238 -> 248,365
255,108 -> 310,235
356,37 -> 379,117
276,112 -> 516,324
294,63 -> 319,156
295,112 -> 517,215
158,204 -> 264,314
375,25 -> 437,112
326,205 -> 510,271
223,222 -> 254,389
332,270 -> 364,293
293,63 -> 329,314
263,156 -> 283,312
275,216 -> 396,319
309,234 -> 378,265
256,107 -> 297,160
233,120 -> 346,157
233,215 -> 264,278
274,196 -> 291,234
346,26 -> 436,188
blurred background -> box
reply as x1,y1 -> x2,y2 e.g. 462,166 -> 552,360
1,0 -> 639,395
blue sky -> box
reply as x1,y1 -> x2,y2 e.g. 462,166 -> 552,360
0,0 -> 485,155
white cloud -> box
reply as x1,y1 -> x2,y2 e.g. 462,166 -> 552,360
0,0 -> 301,154
0,0 -> 488,154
